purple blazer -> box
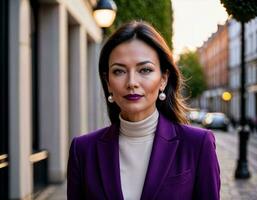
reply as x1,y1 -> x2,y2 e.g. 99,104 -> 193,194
67,114 -> 220,200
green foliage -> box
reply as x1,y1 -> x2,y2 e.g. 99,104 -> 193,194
220,0 -> 257,22
178,51 -> 206,99
108,0 -> 173,48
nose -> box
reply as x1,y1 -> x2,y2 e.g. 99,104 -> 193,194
127,72 -> 139,89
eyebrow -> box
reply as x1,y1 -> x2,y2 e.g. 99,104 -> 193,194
109,61 -> 156,68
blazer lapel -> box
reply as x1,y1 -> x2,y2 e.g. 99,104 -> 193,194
140,114 -> 179,200
97,124 -> 124,200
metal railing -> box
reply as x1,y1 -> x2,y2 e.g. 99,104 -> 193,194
0,154 -> 8,169
0,154 -> 8,199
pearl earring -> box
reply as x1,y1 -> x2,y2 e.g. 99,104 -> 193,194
108,95 -> 114,103
159,91 -> 166,101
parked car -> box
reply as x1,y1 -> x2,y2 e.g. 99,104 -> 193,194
188,109 -> 208,124
202,112 -> 229,131
188,109 -> 199,123
196,110 -> 208,124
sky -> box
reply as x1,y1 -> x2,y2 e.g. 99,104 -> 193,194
172,0 -> 228,58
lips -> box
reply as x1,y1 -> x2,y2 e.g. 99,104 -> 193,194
124,94 -> 143,101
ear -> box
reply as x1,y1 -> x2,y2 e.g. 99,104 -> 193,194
160,70 -> 169,90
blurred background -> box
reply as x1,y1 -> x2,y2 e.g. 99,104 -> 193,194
0,0 -> 257,199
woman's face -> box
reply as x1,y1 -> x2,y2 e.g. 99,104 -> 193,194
108,39 -> 168,122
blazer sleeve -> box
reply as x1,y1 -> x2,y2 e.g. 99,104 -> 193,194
193,131 -> 221,200
67,137 -> 84,200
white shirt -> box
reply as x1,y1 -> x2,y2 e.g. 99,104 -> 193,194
119,110 -> 159,200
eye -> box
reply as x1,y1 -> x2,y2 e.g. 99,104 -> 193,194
139,67 -> 154,74
112,68 -> 126,76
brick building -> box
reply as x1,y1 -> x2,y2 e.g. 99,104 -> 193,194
198,22 -> 229,114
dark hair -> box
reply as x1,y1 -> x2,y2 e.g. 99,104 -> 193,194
99,20 -> 189,124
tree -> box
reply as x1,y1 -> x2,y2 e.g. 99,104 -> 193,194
220,0 -> 257,179
178,50 -> 206,99
220,0 -> 257,23
108,0 -> 173,48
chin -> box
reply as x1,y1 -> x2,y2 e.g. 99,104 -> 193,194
121,105 -> 152,115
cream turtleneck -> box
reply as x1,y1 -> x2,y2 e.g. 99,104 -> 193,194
119,109 -> 159,200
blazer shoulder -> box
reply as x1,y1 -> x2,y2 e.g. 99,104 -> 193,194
175,123 -> 215,144
72,125 -> 112,147
178,123 -> 211,134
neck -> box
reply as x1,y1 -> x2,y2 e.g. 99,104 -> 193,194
120,107 -> 157,122
119,109 -> 159,138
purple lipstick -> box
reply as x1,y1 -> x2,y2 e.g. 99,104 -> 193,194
124,94 -> 143,101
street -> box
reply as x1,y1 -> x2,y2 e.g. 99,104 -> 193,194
215,129 -> 257,200
36,128 -> 257,200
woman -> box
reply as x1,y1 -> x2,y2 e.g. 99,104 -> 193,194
67,21 -> 220,200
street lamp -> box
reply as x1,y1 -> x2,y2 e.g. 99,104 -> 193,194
235,21 -> 251,179
222,91 -> 232,102
93,0 -> 117,28
220,0 -> 257,179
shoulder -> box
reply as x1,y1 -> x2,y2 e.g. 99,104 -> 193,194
70,125 -> 113,151
176,123 -> 214,138
74,125 -> 112,143
174,123 -> 215,147
75,126 -> 110,142
158,114 -> 215,145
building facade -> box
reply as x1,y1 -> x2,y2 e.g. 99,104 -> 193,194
228,17 -> 257,122
245,17 -> 257,122
0,0 -> 107,199
198,22 -> 229,114
228,19 -> 241,120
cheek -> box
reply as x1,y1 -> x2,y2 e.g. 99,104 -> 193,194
108,73 -> 121,88
144,78 -> 162,94
108,78 -> 124,94
143,87 -> 160,101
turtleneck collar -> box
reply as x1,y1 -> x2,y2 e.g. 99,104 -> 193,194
119,109 -> 159,138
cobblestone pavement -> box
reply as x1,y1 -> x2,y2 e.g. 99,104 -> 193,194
215,129 -> 257,200
37,128 -> 257,200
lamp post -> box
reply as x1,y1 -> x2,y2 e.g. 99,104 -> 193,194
93,0 -> 117,28
220,0 -> 257,179
235,21 -> 250,179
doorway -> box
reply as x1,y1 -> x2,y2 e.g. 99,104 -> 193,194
0,0 -> 9,199
30,0 -> 48,196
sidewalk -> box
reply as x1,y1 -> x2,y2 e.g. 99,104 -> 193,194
37,130 -> 257,200
215,130 -> 257,200
35,182 -> 66,200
